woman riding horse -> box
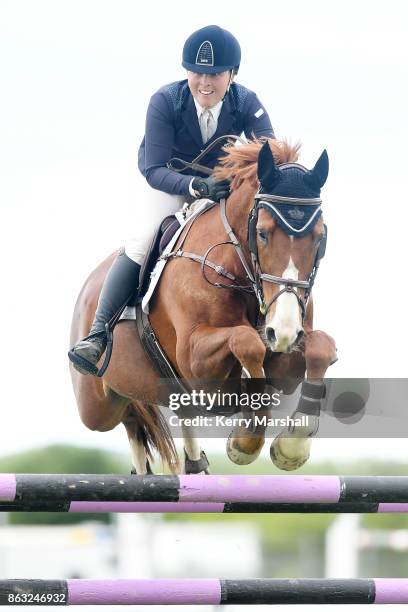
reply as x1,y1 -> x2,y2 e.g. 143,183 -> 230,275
69,24 -> 275,375
69,136 -> 336,475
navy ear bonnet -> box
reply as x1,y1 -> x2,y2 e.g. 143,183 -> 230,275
258,164 -> 322,237
256,144 -> 329,237
261,163 -> 321,199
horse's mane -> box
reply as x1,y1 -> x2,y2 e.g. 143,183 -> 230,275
213,138 -> 301,191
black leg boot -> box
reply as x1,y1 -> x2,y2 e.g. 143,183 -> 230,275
69,249 -> 141,375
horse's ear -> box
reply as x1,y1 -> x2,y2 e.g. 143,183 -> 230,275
257,141 -> 280,190
304,149 -> 329,191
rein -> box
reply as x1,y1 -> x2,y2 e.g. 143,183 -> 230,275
166,134 -> 247,176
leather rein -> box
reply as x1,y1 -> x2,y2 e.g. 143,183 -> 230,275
167,134 -> 247,175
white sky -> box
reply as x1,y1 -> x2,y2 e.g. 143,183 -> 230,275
0,0 -> 407,462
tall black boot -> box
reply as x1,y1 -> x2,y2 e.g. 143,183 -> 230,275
69,249 -> 140,375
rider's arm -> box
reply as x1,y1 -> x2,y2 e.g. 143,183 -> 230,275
242,92 -> 275,140
138,91 -> 195,197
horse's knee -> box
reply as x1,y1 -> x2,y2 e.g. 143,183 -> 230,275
230,326 -> 266,364
305,331 -> 336,372
185,335 -> 232,379
187,348 -> 210,378
190,360 -> 209,379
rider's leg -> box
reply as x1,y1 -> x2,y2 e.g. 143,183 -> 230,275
69,189 -> 184,375
69,248 -> 141,374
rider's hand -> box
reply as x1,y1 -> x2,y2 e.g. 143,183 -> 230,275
192,176 -> 230,202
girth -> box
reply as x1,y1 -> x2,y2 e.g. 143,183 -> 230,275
136,304 -> 191,396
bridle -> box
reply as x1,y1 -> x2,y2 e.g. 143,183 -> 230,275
164,140 -> 327,321
247,190 -> 327,317
217,189 -> 327,319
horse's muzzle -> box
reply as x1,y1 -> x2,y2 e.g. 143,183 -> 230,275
265,326 -> 304,353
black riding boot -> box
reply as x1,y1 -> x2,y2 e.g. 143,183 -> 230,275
69,249 -> 140,375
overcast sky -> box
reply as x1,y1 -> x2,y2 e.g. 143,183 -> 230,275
0,0 -> 407,463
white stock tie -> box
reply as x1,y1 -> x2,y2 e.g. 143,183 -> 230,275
200,108 -> 216,144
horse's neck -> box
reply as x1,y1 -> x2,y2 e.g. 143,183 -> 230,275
225,183 -> 257,243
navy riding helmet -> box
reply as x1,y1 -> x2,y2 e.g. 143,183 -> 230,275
182,25 -> 241,75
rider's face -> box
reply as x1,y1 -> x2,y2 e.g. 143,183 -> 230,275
187,70 -> 233,108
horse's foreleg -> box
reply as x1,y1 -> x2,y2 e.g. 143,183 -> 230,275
226,367 -> 272,466
179,324 -> 267,467
270,330 -> 337,470
226,327 -> 269,465
182,324 -> 267,380
227,406 -> 269,466
225,329 -> 269,465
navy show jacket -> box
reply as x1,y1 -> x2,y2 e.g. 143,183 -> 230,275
138,80 -> 274,196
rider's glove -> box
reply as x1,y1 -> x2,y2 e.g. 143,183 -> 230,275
192,176 -> 230,202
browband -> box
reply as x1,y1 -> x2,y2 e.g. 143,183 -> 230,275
255,193 -> 322,206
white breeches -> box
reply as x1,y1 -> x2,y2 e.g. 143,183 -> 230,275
125,187 -> 185,264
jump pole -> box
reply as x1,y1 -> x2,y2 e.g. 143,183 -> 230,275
1,500 -> 408,513
2,474 -> 408,505
1,579 -> 408,605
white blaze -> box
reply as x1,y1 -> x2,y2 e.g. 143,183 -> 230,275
267,257 -> 303,352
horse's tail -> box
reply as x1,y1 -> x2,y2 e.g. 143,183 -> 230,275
127,401 -> 180,473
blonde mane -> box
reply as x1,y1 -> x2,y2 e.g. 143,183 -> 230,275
213,138 -> 301,191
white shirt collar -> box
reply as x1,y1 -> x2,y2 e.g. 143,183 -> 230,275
193,97 -> 223,122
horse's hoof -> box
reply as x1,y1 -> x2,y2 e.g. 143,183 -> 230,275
226,433 -> 264,465
270,436 -> 311,471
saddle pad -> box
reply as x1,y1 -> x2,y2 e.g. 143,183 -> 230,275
138,215 -> 181,299
120,198 -> 213,318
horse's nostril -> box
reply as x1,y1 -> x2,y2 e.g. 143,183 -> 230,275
295,330 -> 304,345
266,327 -> 276,344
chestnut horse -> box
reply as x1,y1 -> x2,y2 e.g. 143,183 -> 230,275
69,138 -> 337,474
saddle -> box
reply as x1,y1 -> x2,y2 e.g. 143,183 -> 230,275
133,213 -> 186,386
138,215 -> 181,298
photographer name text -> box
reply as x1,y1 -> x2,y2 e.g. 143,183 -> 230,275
168,414 -> 309,428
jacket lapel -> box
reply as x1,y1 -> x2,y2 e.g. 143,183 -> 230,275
181,95 -> 204,149
210,95 -> 235,141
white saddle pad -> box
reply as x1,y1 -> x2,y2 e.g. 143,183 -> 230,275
120,198 -> 213,319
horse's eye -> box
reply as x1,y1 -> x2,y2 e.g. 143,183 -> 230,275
257,229 -> 268,243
